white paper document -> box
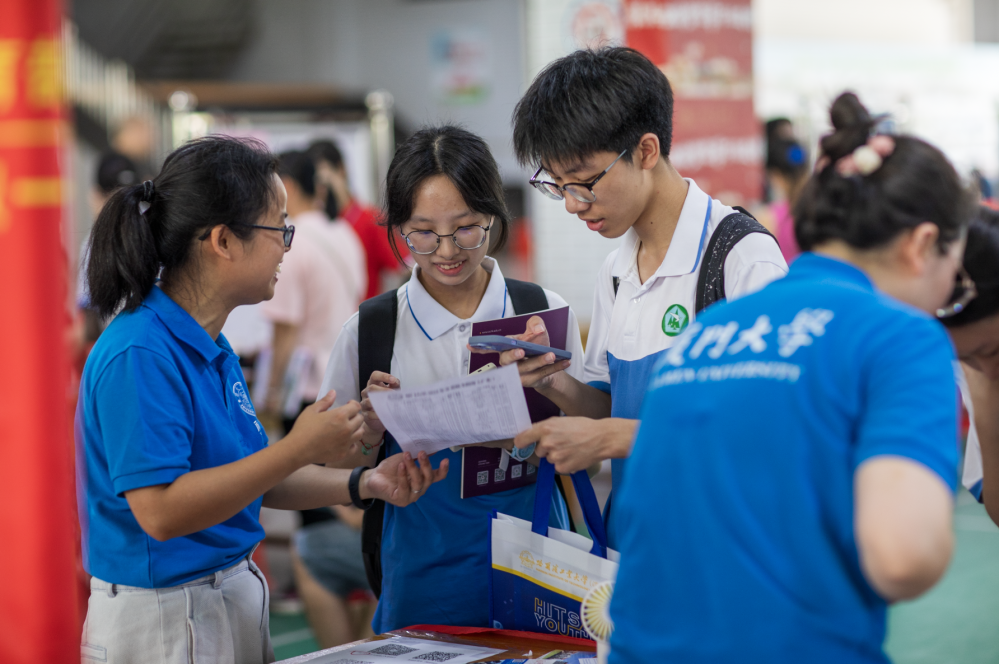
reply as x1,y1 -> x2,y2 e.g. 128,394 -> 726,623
305,635 -> 505,663
368,364 -> 532,455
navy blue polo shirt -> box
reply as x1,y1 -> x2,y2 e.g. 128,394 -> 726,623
609,253 -> 959,663
76,286 -> 269,588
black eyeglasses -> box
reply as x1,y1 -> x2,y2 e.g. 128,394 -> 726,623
529,150 -> 627,203
198,224 -> 296,248
247,224 -> 295,248
403,219 -> 493,255
936,266 -> 977,319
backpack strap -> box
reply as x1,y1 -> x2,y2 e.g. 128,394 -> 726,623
505,278 -> 549,314
694,210 -> 778,314
357,289 -> 398,599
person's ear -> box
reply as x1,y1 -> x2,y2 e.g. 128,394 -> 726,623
206,225 -> 238,262
897,222 -> 940,276
636,133 -> 661,171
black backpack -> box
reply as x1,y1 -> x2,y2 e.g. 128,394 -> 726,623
356,278 -> 557,598
613,208 -> 778,313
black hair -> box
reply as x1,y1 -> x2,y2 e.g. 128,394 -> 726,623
942,206 -> 999,328
307,139 -> 344,219
384,125 -> 509,263
512,47 -> 674,169
307,139 -> 344,170
95,151 -> 138,194
278,150 -> 316,198
86,135 -> 279,319
794,92 -> 974,253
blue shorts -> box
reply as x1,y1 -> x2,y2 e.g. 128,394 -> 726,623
294,520 -> 370,599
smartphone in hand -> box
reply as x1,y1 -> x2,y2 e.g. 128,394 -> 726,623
468,335 -> 572,361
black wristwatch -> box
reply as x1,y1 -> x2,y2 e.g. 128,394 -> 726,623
349,466 -> 374,510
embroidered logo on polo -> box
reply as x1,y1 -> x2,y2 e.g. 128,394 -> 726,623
232,381 -> 256,416
662,304 -> 690,336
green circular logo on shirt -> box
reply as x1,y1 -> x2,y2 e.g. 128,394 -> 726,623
662,304 -> 690,337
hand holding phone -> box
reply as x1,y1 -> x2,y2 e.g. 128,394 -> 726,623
468,335 -> 572,361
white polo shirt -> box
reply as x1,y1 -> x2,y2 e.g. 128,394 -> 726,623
316,258 -> 586,632
582,180 -> 787,541
319,256 -> 585,405
957,366 -> 984,500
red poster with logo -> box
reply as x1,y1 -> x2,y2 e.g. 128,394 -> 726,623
623,0 -> 760,204
0,0 -> 79,662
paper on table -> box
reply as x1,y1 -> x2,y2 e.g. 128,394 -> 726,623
368,364 -> 532,456
305,635 -> 504,663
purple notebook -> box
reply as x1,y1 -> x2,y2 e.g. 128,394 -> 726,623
461,307 -> 570,499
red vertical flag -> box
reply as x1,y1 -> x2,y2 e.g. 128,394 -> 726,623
0,0 -> 79,662
623,0 -> 760,204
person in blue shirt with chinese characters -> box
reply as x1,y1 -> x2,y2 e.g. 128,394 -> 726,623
76,136 -> 446,664
609,93 -> 975,663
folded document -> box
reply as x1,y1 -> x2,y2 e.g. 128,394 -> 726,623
367,364 -> 532,456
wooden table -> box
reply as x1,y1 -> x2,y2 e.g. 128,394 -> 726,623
275,625 -> 597,663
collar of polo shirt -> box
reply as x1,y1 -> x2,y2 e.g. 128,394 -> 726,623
612,179 -> 713,285
405,256 -> 509,340
144,285 -> 229,363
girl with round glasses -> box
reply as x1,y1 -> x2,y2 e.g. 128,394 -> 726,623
318,125 -> 586,632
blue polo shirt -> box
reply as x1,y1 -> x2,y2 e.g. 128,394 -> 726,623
609,253 -> 959,663
76,286 -> 269,588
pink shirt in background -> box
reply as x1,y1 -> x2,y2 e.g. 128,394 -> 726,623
771,200 -> 801,265
261,210 -> 367,400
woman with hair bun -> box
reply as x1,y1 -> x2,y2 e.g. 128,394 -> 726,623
607,92 -> 975,663
77,135 -> 446,664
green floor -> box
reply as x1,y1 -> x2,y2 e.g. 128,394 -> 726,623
270,489 -> 999,662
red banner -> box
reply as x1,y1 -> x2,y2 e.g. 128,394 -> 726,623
0,1 -> 79,662
623,0 -> 760,204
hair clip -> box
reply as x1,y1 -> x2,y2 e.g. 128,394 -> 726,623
139,180 -> 155,214
835,135 -> 895,177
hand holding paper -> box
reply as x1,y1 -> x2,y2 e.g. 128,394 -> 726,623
366,364 -> 533,456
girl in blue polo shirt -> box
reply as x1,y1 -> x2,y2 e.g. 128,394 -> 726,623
318,125 -> 586,632
608,93 -> 975,663
77,136 -> 447,664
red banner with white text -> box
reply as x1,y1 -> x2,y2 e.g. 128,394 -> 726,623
623,0 -> 760,204
0,0 -> 79,662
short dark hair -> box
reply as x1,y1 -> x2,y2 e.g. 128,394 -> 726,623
942,205 -> 999,328
384,125 -> 509,263
87,135 -> 279,318
794,92 -> 974,253
278,150 -> 317,198
513,47 -> 674,168
307,139 -> 344,170
95,151 -> 138,194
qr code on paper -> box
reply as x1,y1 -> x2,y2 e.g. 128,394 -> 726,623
413,652 -> 461,662
369,643 -> 419,656
526,463 -> 536,475
511,464 -> 522,479
494,467 -> 506,482
476,470 -> 489,486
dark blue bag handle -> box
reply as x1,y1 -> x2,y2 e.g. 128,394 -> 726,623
531,459 -> 609,559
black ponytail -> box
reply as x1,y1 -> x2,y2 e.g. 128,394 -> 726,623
86,135 -> 279,319
794,92 -> 974,253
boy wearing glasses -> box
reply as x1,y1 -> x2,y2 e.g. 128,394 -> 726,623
505,47 -> 787,546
